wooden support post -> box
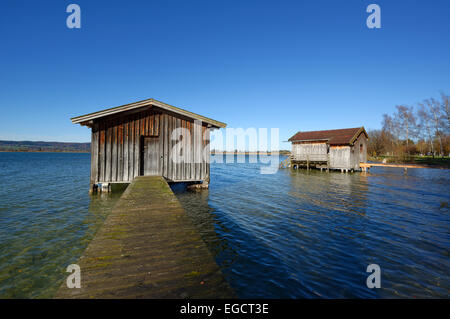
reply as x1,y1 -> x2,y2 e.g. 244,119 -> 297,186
101,183 -> 110,193
89,183 -> 98,194
404,167 -> 407,174
187,180 -> 209,190
326,154 -> 330,172
306,155 -> 310,171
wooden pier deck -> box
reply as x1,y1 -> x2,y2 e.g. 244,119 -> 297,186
55,176 -> 233,299
360,162 -> 433,170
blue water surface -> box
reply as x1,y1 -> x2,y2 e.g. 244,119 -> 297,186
0,152 -> 449,298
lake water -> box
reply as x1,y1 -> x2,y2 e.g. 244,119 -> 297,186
0,152 -> 448,298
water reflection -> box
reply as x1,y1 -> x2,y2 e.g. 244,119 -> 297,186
174,157 -> 449,298
286,169 -> 375,297
171,185 -> 237,267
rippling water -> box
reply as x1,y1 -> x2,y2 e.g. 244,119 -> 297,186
0,153 -> 449,298
0,153 -> 122,298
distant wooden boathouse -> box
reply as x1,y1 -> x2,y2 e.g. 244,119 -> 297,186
288,127 -> 368,172
71,98 -> 226,192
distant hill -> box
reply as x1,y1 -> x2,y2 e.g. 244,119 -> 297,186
0,140 -> 291,154
0,140 -> 90,152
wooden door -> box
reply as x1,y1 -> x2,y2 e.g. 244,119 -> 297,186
140,136 -> 160,176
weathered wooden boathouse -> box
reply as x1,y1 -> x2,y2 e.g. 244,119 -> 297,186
288,127 -> 368,172
71,98 -> 226,192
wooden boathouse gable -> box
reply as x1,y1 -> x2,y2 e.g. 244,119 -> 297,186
71,98 -> 226,192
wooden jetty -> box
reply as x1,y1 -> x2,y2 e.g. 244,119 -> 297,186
55,176 -> 233,299
359,162 -> 435,172
281,157 -> 437,173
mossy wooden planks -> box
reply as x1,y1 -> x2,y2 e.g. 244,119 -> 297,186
55,176 -> 233,299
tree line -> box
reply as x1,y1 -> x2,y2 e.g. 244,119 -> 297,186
0,140 -> 90,152
368,92 -> 449,158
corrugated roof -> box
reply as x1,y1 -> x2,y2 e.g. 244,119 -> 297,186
288,127 -> 368,145
71,98 -> 226,128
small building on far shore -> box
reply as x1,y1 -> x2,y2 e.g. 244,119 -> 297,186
288,127 -> 368,171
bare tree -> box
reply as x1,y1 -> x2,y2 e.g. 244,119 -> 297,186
424,98 -> 444,156
440,92 -> 449,133
367,129 -> 387,156
382,114 -> 397,154
376,92 -> 449,158
417,103 -> 435,156
394,105 -> 416,155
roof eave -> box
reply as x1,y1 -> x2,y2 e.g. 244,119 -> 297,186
150,99 -> 226,128
289,138 -> 330,143
348,127 -> 368,145
70,99 -> 154,124
70,98 -> 226,129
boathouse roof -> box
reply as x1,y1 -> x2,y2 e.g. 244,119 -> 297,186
71,98 -> 227,129
288,127 -> 368,145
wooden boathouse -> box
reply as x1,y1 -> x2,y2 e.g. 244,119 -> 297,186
288,127 -> 369,172
71,98 -> 226,192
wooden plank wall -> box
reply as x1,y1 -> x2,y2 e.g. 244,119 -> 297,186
329,145 -> 351,169
292,142 -> 328,161
350,133 -> 368,170
90,110 -> 210,184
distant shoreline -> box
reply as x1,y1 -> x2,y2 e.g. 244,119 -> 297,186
0,150 -> 90,153
0,150 -> 290,155
0,140 -> 90,153
212,151 -> 291,155
0,140 -> 291,155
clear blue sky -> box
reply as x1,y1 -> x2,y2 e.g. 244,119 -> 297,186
1,0 -> 449,149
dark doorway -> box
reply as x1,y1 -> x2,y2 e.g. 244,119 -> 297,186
359,143 -> 364,162
140,136 -> 160,176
